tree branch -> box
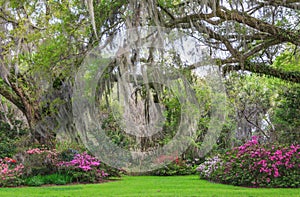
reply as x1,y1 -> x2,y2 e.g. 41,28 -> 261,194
243,39 -> 281,59
223,61 -> 300,83
216,7 -> 300,46
0,80 -> 25,113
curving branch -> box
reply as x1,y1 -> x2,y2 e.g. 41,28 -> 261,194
0,80 -> 25,114
223,61 -> 300,83
216,7 -> 300,46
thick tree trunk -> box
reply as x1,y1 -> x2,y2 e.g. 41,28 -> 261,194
0,77 -> 79,146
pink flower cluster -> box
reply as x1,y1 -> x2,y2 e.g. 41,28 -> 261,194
26,148 -> 44,154
0,158 -> 24,186
26,148 -> 57,158
57,152 -> 102,172
25,148 -> 58,167
238,136 -> 259,154
252,144 -> 300,178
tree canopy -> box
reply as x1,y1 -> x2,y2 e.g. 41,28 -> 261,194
0,0 -> 299,144
157,0 -> 300,82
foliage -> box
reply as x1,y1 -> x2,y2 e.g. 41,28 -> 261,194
102,113 -> 135,150
272,84 -> 300,144
0,157 -> 24,187
24,175 -> 45,187
198,136 -> 300,188
191,79 -> 233,154
58,148 -> 79,162
222,72 -> 300,145
55,141 -> 86,157
24,173 -> 73,186
273,45 -> 300,72
160,94 -> 181,143
42,173 -> 73,185
150,156 -> 197,176
0,113 -> 29,158
269,46 -> 300,143
225,73 -> 279,142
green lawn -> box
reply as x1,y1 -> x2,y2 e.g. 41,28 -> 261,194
0,175 -> 299,197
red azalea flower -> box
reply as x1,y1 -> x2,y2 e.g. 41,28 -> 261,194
4,157 -> 17,163
175,156 -> 180,164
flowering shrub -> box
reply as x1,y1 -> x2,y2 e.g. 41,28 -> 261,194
0,158 -> 24,187
23,148 -> 59,176
202,136 -> 300,188
57,152 -> 102,171
0,147 -> 122,187
196,155 -> 223,179
0,146 -> 124,187
57,152 -> 109,183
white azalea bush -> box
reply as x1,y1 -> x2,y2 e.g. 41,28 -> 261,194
196,155 -> 223,179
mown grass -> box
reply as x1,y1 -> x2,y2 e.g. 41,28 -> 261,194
0,175 -> 299,197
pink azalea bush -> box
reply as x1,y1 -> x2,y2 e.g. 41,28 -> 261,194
57,152 -> 108,183
23,147 -> 59,176
24,148 -> 118,183
0,158 -> 24,187
199,136 -> 300,188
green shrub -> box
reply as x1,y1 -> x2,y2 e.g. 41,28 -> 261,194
0,117 -> 29,158
42,173 -> 73,185
272,85 -> 300,144
24,173 -> 73,186
150,156 -> 197,176
58,148 -> 78,162
24,175 -> 45,186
